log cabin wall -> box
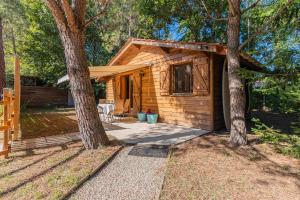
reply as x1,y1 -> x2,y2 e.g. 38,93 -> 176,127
106,77 -> 115,102
106,46 -> 219,130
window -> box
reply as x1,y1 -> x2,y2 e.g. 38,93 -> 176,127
173,63 -> 193,94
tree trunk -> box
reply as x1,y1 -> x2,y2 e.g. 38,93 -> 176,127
45,0 -> 109,149
65,28 -> 109,148
227,0 -> 247,146
60,29 -> 109,149
0,17 -> 6,94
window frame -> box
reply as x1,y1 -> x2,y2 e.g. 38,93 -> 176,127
171,61 -> 193,95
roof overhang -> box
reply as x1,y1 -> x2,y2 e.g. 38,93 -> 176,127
108,38 -> 226,66
57,64 -> 150,84
89,64 -> 150,78
57,74 -> 69,85
108,38 -> 262,71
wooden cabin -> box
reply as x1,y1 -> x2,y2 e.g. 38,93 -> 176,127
90,38 -> 261,131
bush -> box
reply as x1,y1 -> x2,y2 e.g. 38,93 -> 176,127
252,118 -> 300,159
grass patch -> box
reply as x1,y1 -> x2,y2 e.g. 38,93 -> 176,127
20,108 -> 79,139
0,142 -> 120,200
252,118 -> 300,159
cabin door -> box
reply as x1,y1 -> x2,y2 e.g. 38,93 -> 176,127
119,73 -> 141,114
120,75 -> 131,113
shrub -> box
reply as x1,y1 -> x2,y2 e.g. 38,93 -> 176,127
252,118 -> 300,159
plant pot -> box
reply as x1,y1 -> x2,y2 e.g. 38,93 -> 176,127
147,113 -> 158,124
137,112 -> 146,122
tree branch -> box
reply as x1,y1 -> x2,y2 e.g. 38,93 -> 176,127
72,0 -> 87,27
241,0 -> 261,15
83,0 -> 110,29
83,10 -> 106,29
239,0 -> 294,51
227,0 -> 240,16
45,0 -> 66,28
61,0 -> 77,32
200,0 -> 227,21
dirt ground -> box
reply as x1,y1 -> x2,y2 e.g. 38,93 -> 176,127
0,141 -> 120,200
160,134 -> 300,200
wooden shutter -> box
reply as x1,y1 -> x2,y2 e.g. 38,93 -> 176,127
193,57 -> 210,96
132,72 -> 141,113
160,67 -> 170,96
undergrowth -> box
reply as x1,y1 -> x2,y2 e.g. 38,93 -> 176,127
252,118 -> 300,159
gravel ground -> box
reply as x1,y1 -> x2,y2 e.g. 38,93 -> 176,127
70,145 -> 169,200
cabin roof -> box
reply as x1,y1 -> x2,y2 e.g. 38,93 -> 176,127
108,38 -> 262,71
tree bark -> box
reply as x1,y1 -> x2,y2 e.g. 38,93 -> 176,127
45,0 -> 109,149
0,17 -> 6,94
227,0 -> 247,146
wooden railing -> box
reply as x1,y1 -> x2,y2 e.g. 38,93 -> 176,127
0,57 -> 20,158
0,89 -> 20,158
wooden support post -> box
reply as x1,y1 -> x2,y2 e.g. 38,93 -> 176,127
3,89 -> 9,158
7,89 -> 13,141
13,56 -> 20,140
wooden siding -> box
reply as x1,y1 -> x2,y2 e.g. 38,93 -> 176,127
106,77 -> 115,102
107,46 -> 217,130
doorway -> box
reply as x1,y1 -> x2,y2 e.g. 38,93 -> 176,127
121,75 -> 134,113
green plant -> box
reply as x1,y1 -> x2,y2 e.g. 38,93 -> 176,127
251,118 -> 300,159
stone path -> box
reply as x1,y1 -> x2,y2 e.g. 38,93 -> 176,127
68,122 -> 209,200
70,145 -> 169,200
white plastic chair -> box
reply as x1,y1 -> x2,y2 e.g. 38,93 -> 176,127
98,106 -> 107,122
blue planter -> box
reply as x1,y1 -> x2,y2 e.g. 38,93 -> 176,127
137,112 -> 146,122
147,113 -> 158,124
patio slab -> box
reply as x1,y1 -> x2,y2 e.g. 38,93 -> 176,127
106,121 -> 210,145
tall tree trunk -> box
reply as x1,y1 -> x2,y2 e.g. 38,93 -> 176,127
0,17 -> 6,93
45,0 -> 109,149
63,30 -> 109,149
227,0 -> 247,146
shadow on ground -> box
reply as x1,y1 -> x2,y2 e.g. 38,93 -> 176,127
128,145 -> 169,158
160,133 -> 300,200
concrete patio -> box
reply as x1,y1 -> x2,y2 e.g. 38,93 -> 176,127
105,120 -> 210,145
11,120 -> 210,151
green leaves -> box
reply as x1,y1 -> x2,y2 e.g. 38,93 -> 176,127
251,118 -> 300,159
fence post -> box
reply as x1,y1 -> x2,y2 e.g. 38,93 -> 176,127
13,56 -> 20,140
7,89 -> 13,141
3,89 -> 9,158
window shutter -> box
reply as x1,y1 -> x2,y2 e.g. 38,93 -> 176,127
193,57 -> 210,96
160,67 -> 170,96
